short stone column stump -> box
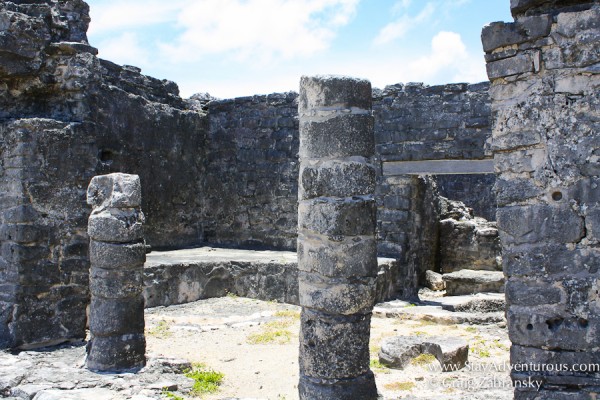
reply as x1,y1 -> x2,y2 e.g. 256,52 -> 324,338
85,173 -> 146,372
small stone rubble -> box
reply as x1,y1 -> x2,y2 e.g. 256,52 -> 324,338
0,343 -> 193,400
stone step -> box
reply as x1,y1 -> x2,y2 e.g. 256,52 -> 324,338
436,293 -> 505,313
373,299 -> 505,325
442,269 -> 505,296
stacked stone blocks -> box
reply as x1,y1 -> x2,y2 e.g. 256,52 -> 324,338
0,119 -> 95,349
482,1 -> 600,397
297,75 -> 378,399
86,173 -> 146,371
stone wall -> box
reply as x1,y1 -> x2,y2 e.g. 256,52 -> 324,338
482,0 -> 600,397
0,0 -> 499,348
0,0 -> 207,348
90,61 -> 207,250
372,83 -> 494,297
203,94 -> 299,250
0,119 -> 96,348
202,84 -> 495,256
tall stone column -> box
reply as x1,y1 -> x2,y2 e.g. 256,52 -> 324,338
297,75 -> 378,399
85,173 -> 146,372
482,1 -> 600,398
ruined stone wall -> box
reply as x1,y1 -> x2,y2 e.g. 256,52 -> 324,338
0,0 -> 207,348
373,83 -> 494,297
435,174 -> 497,220
203,94 -> 299,250
202,84 -> 494,258
90,61 -> 207,250
482,0 -> 600,397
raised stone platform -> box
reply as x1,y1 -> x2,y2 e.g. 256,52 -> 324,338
442,270 -> 505,296
143,247 -> 399,308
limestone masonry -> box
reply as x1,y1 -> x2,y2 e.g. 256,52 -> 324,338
86,173 -> 146,372
0,0 -> 599,398
297,75 -> 378,399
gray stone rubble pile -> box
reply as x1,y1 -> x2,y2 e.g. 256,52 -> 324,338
0,343 -> 193,400
422,197 -> 504,297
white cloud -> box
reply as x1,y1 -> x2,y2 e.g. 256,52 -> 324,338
373,2 -> 435,45
159,0 -> 359,64
87,0 -> 184,35
95,32 -> 150,68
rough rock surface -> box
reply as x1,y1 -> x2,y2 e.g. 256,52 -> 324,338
483,2 -> 600,396
86,173 -> 146,372
0,343 -> 193,400
443,270 -> 505,296
297,75 -> 378,399
438,198 -> 502,274
379,335 -> 469,371
143,247 -> 399,308
425,270 -> 446,291
0,0 -> 206,349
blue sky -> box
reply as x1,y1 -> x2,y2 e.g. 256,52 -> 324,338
86,0 -> 512,99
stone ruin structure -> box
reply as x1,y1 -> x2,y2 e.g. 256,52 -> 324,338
86,173 -> 146,372
482,0 -> 600,398
297,76 -> 378,399
0,0 -> 597,398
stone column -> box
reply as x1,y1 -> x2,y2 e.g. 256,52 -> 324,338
85,173 -> 146,372
482,1 -> 600,398
297,75 -> 378,399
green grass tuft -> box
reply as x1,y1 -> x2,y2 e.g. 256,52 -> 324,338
411,353 -> 437,366
370,358 -> 390,373
247,329 -> 292,344
147,320 -> 172,338
162,389 -> 185,400
185,363 -> 225,396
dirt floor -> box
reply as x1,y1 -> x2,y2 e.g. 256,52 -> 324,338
145,296 -> 512,400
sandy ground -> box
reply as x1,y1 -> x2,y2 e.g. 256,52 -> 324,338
145,296 -> 512,400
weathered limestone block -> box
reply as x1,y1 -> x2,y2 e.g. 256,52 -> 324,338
379,335 -> 469,371
483,2 -> 600,398
439,218 -> 501,273
85,173 -> 146,372
297,235 -> 378,278
443,269 -> 505,296
298,272 -> 376,315
425,270 -> 446,291
299,309 -> 371,379
298,75 -> 378,399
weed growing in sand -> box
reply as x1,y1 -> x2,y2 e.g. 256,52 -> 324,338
470,339 -> 491,358
246,312 -> 299,344
147,320 -> 172,338
184,363 -> 225,396
162,389 -> 185,400
370,358 -> 390,374
247,328 -> 292,344
464,326 -> 478,333
384,381 -> 416,391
